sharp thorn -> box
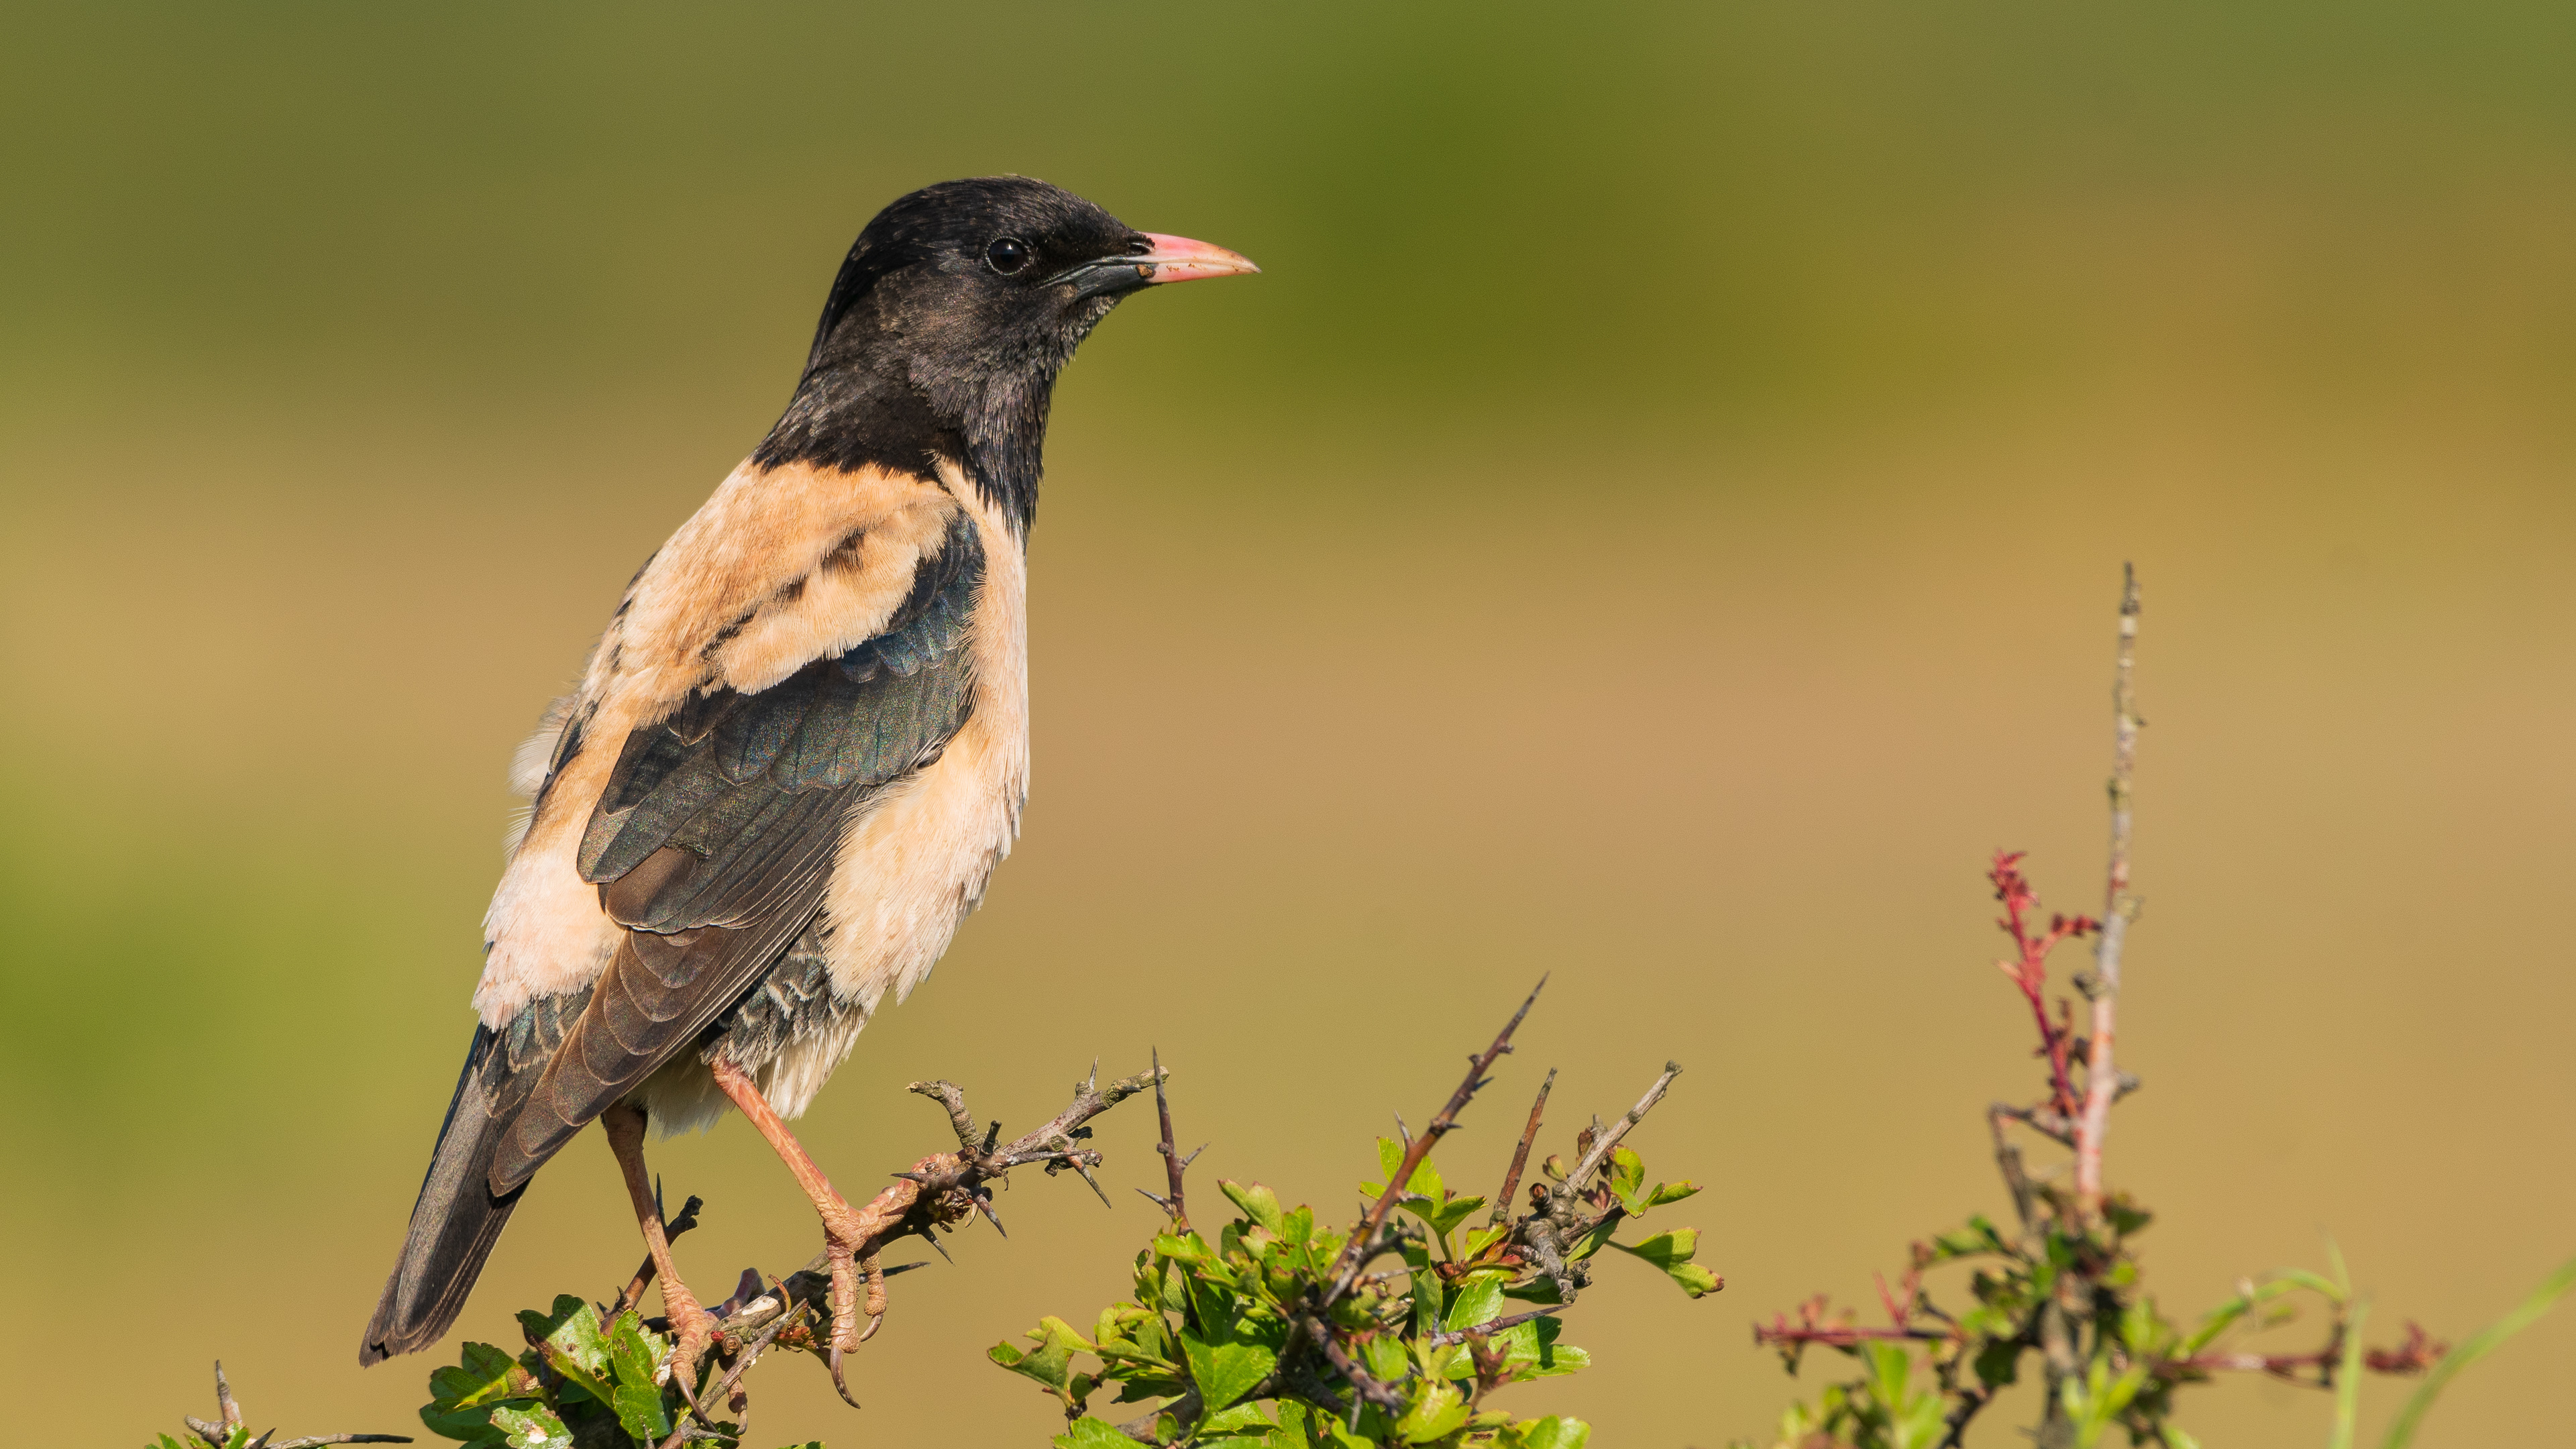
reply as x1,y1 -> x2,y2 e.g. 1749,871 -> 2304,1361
1075,1163 -> 1114,1208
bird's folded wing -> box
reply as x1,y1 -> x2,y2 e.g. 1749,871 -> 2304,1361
489,511 -> 986,1193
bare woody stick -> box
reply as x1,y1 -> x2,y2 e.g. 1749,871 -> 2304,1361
1547,1062 -> 1681,1214
1320,977 -> 1546,1308
1142,1046 -> 1196,1232
1490,1067 -> 1556,1226
2074,565 -> 2143,1217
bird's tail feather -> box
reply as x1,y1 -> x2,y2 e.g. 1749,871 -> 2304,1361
358,1026 -> 529,1365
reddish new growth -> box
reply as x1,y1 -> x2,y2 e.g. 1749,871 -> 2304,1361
1753,1271 -> 1949,1366
1990,851 -> 2097,1124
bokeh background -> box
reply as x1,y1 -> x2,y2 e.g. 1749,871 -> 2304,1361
5,3 -> 2573,1445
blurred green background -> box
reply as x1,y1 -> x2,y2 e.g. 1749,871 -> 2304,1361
4,3 -> 2572,1444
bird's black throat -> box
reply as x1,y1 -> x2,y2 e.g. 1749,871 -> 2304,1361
749,182 -> 1138,534
750,345 -> 1072,537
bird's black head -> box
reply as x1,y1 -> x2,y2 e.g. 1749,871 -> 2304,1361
753,176 -> 1256,530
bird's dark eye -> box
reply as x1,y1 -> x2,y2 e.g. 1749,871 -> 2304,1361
985,237 -> 1032,275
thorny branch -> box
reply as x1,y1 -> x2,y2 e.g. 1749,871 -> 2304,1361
637,1061 -> 1162,1439
1091,991 -> 1695,1444
176,1361 -> 411,1449
1491,1067 -> 1555,1226
1320,976 -> 1547,1308
1136,1046 -> 1202,1232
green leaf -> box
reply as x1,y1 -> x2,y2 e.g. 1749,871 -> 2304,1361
1221,1180 -> 1287,1236
1360,1332 -> 1408,1383
604,1310 -> 673,1442
417,1399 -> 508,1443
517,1295 -> 616,1407
516,1296 -> 610,1381
1156,1232 -> 1216,1265
1395,1381 -> 1469,1444
991,1316 -> 1097,1405
428,1341 -> 523,1410
1200,1401 -> 1274,1435
1524,1318 -> 1590,1379
1444,1275 -> 1507,1333
1605,1228 -> 1723,1297
1973,1337 -> 2022,1390
2381,1254 -> 2576,1449
1497,1415 -> 1591,1449
2327,1298 -> 2371,1449
1054,1418 -> 1140,1449
1180,1324 -> 1277,1421
1364,1138 -> 1443,1206
610,1381 -> 672,1442
2268,1267 -> 2347,1305
1608,1146 -> 1644,1198
1925,1216 -> 2013,1263
1410,1263 -> 1445,1338
1426,1195 -> 1488,1238
486,1404 -> 574,1449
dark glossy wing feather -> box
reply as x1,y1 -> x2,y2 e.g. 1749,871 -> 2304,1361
488,512 -> 985,1193
360,986 -> 590,1362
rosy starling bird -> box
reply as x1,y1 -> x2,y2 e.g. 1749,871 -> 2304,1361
359,178 -> 1256,1377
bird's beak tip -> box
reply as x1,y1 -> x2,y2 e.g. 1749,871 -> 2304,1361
1136,232 -> 1260,284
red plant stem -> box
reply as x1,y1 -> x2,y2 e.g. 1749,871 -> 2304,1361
1992,853 -> 2088,1122
1756,1324 -> 1954,1347
2075,566 -> 2141,1218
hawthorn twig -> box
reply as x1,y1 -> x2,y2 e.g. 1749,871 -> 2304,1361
612,1193 -> 704,1319
2076,564 -> 2142,1217
1149,1046 -> 1190,1232
1548,1061 -> 1680,1212
656,1062 -> 1161,1438
1321,977 -> 1546,1307
1425,1307 -> 1562,1348
1491,1067 -> 1556,1226
1307,1320 -> 1411,1412
180,1363 -> 410,1449
1114,1387 -> 1203,1444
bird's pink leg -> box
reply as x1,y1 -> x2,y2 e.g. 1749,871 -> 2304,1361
600,1105 -> 720,1403
708,1058 -> 878,1407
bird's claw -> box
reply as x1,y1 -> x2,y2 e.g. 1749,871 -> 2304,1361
821,1239 -> 865,1409
825,1344 -> 863,1410
816,1221 -> 890,1409
661,1297 -> 722,1411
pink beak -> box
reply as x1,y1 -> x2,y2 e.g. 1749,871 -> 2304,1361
1133,232 -> 1262,285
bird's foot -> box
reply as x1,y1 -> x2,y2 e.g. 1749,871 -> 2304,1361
818,1209 -> 888,1409
657,1279 -> 723,1411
